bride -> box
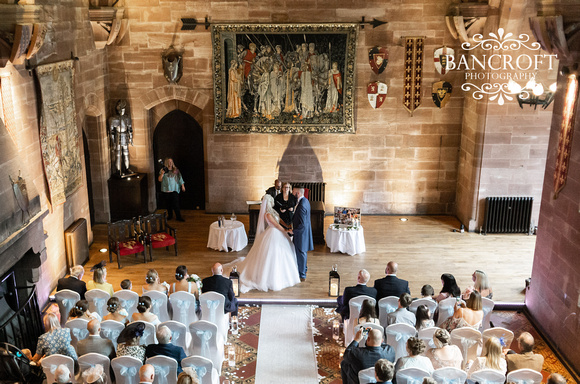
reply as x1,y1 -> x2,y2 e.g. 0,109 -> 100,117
236,194 -> 301,293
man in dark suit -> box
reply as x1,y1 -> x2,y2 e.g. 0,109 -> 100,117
76,319 -> 116,360
373,261 -> 410,303
337,269 -> 377,321
145,326 -> 187,373
341,328 -> 395,384
202,263 -> 238,316
289,186 -> 313,281
265,179 -> 281,198
56,265 -> 87,299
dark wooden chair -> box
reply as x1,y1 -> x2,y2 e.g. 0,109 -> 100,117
107,219 -> 146,268
140,212 -> 177,261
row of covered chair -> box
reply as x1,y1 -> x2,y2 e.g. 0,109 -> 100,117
359,366 -> 543,384
107,212 -> 178,268
41,353 -> 220,384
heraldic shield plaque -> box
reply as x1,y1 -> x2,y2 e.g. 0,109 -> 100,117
367,81 -> 388,109
432,81 -> 452,108
434,46 -> 454,75
368,46 -> 388,74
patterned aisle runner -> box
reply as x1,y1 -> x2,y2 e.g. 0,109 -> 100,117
255,305 -> 318,384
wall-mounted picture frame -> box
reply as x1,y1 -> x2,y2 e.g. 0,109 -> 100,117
211,23 -> 358,133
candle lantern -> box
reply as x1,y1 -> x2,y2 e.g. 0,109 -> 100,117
329,264 -> 340,297
230,265 -> 240,297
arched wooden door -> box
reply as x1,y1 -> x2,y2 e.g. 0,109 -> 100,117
153,110 -> 205,210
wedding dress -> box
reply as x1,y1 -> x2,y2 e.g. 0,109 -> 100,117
236,195 -> 301,293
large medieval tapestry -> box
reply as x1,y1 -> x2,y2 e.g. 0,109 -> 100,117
36,60 -> 82,206
212,24 -> 357,133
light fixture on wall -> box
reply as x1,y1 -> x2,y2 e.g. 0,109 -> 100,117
508,78 -> 557,109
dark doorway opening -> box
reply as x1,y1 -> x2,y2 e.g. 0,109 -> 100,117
153,110 -> 205,210
82,130 -> 95,227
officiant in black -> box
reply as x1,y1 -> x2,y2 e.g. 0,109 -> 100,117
275,182 -> 297,230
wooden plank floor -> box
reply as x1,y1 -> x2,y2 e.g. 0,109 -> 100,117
86,211 -> 536,302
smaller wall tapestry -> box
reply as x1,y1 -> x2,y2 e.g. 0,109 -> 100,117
403,37 -> 424,116
36,60 -> 82,206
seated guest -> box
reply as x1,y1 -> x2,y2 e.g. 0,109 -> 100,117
32,313 -> 78,363
120,279 -> 133,291
387,293 -> 416,326
140,364 -> 155,384
394,337 -> 434,375
506,332 -> 544,373
86,261 -> 114,297
415,305 -> 434,331
103,297 -> 128,323
466,337 -> 506,377
53,364 -> 73,384
441,291 -> 483,332
419,285 -> 435,301
145,326 -> 187,374
374,262 -> 411,304
202,263 -> 238,316
77,319 -> 116,359
341,328 -> 395,384
142,269 -> 168,294
57,265 -> 87,299
275,182 -> 297,228
375,359 -> 395,384
424,329 -> 463,369
116,322 -> 146,363
170,265 -> 199,298
68,300 -> 101,322
81,364 -> 106,384
547,373 -> 567,384
178,367 -> 201,384
131,296 -> 160,326
435,273 -> 461,302
265,178 -> 282,198
423,378 -> 437,384
463,270 -> 493,300
358,299 -> 380,325
337,269 -> 377,321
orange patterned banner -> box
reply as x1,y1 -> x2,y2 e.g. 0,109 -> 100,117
554,74 -> 578,199
403,37 -> 424,116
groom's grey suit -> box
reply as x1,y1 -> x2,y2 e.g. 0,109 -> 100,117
292,196 -> 313,279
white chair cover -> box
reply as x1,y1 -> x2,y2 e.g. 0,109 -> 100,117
41,354 -> 76,384
432,367 -> 468,384
482,327 -> 514,354
358,366 -> 377,384
181,355 -> 220,384
199,292 -> 228,344
114,290 -> 140,321
54,289 -> 81,327
169,291 -> 198,326
147,355 -> 178,384
85,289 -> 111,319
128,321 -> 157,345
189,320 -> 224,375
385,323 -> 416,360
436,297 -> 457,327
100,320 -> 125,350
144,290 -> 171,323
418,327 -> 439,351
78,352 -> 112,384
470,369 -> 507,384
111,355 -> 143,384
450,327 -> 482,369
506,368 -> 543,384
409,298 -> 438,319
65,318 -> 89,350
354,322 -> 384,348
159,320 -> 190,352
378,296 -> 400,329
396,367 -> 432,384
481,298 -> 495,330
344,295 -> 375,346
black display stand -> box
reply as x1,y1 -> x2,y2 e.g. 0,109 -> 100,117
108,173 -> 149,221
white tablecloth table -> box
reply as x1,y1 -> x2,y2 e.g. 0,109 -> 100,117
207,221 -> 248,252
326,225 -> 366,256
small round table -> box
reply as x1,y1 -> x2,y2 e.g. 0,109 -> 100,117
207,220 -> 248,252
326,225 -> 366,256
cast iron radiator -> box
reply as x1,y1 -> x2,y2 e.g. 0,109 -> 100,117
294,181 -> 326,203
483,197 -> 533,234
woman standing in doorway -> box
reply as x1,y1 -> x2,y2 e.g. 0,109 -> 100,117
158,158 -> 185,221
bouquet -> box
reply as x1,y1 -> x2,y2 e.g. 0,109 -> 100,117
187,274 -> 203,290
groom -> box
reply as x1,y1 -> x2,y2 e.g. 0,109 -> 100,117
289,186 -> 313,281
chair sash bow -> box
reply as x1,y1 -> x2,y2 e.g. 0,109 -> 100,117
154,365 -> 170,384
398,373 -> 421,384
150,299 -> 162,315
386,330 -> 412,358
101,328 -> 121,342
94,297 -> 106,315
459,336 -> 480,356
379,302 -> 396,314
195,329 -> 213,357
189,364 -> 207,378
49,364 -> 58,374
176,299 -> 192,323
61,298 -> 75,309
72,328 -> 89,340
205,300 -> 219,324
